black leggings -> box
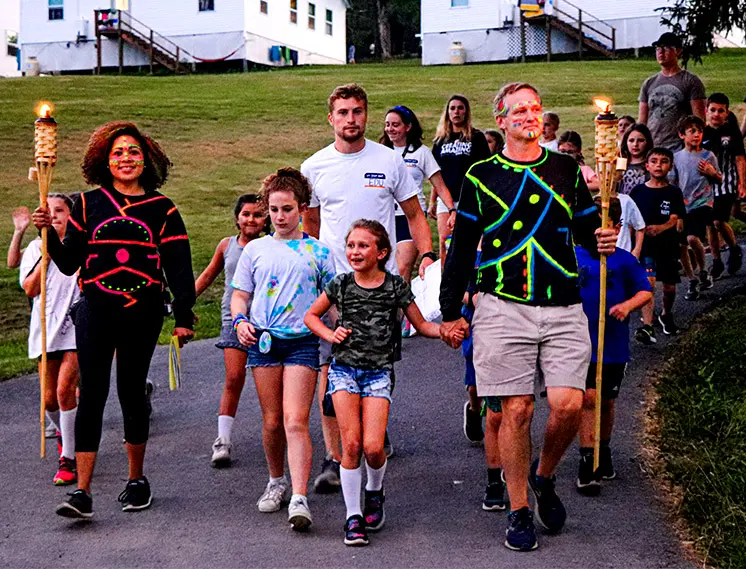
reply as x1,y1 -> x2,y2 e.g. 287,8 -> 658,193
74,297 -> 163,452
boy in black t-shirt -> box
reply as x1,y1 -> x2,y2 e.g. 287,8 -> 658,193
630,148 -> 686,343
702,93 -> 745,278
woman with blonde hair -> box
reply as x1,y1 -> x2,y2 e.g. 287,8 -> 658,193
431,95 -> 491,263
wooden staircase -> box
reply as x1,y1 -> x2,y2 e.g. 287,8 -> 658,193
94,10 -> 193,74
521,0 -> 616,60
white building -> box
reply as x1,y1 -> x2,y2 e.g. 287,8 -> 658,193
20,0 -> 349,74
421,0 -> 687,65
0,0 -> 21,76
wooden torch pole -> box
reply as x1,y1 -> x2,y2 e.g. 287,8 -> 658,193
593,105 -> 618,471
35,106 -> 57,458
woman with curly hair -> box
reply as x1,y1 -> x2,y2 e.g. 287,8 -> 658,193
32,121 -> 195,520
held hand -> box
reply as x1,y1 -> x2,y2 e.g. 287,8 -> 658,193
172,327 -> 194,348
330,326 -> 352,344
236,321 -> 257,346
595,227 -> 617,256
12,207 -> 31,232
447,210 -> 457,230
609,303 -> 630,321
419,256 -> 435,278
427,203 -> 438,220
440,318 -> 470,349
31,206 -> 52,230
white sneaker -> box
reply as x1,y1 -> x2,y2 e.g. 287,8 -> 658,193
211,436 -> 232,468
288,494 -> 313,531
257,478 -> 290,513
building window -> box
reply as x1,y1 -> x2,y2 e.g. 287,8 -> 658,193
260,0 -> 268,14
451,0 -> 468,6
325,8 -> 332,35
48,0 -> 63,20
199,0 -> 214,11
290,0 -> 297,23
308,3 -> 315,29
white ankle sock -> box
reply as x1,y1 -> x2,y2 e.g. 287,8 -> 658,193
46,409 -> 60,431
270,475 -> 286,485
59,408 -> 77,459
365,459 -> 387,491
340,465 -> 363,518
217,415 -> 234,441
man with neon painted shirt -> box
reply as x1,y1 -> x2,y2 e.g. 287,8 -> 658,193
439,82 -> 617,551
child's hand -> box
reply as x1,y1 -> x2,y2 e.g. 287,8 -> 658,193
330,326 -> 352,344
236,321 -> 257,346
31,206 -> 52,230
646,225 -> 661,237
12,207 -> 30,232
697,160 -> 717,177
609,302 -> 630,321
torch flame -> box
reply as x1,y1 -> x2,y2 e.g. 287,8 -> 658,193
593,98 -> 611,113
37,103 -> 53,119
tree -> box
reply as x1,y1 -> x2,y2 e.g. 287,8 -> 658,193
377,0 -> 393,59
658,0 -> 746,63
346,0 -> 420,60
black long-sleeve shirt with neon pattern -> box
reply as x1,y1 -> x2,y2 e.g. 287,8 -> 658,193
440,148 -> 600,321
47,187 -> 195,329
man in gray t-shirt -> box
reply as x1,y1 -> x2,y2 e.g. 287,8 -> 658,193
638,32 -> 706,151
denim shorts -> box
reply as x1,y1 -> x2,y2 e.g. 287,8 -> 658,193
247,333 -> 320,371
327,361 -> 392,402
215,325 -> 249,353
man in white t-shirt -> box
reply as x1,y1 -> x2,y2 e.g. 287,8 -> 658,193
301,83 -> 437,493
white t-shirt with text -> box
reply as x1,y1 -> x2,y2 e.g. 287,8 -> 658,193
301,139 -> 419,274
393,144 -> 440,215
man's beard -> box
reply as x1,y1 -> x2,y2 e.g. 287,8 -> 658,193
340,127 -> 364,143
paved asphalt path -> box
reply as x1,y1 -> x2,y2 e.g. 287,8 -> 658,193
3,271 -> 745,569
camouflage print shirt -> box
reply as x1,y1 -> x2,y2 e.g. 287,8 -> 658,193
326,271 -> 415,370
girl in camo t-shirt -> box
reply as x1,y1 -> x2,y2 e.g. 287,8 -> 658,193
305,219 -> 444,547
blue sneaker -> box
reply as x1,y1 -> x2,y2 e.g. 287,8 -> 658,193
363,489 -> 385,531
344,515 -> 370,546
528,459 -> 566,534
504,507 -> 538,551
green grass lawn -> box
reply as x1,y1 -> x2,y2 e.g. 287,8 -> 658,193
2,51 -> 746,379
650,292 -> 746,569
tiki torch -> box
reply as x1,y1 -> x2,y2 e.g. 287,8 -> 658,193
34,103 -> 57,459
592,97 -> 618,472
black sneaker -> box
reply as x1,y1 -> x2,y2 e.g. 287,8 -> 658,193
482,478 -> 508,511
313,455 -> 341,494
344,515 -> 370,546
56,489 -> 93,519
118,477 -> 153,511
463,401 -> 484,445
728,244 -> 743,275
711,258 -> 725,281
685,279 -> 699,301
576,453 -> 600,496
699,270 -> 713,290
658,313 -> 679,336
598,446 -> 617,480
635,324 -> 657,345
504,507 -> 538,551
528,459 -> 566,534
363,489 -> 385,531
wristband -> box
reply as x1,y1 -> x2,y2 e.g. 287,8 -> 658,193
448,208 -> 457,214
422,251 -> 438,262
232,313 -> 249,332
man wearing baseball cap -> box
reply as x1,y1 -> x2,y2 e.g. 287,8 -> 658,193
638,31 -> 706,151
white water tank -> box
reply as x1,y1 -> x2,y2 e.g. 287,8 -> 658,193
449,41 -> 466,65
77,18 -> 90,39
24,57 -> 40,77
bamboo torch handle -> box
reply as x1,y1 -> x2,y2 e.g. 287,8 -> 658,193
593,160 -> 612,471
37,161 -> 52,459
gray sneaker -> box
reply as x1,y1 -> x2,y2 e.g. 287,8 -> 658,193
313,455 -> 341,494
257,478 -> 290,512
288,495 -> 313,531
211,436 -> 232,468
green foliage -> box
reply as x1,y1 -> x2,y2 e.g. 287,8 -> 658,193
658,0 -> 746,64
655,294 -> 746,568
